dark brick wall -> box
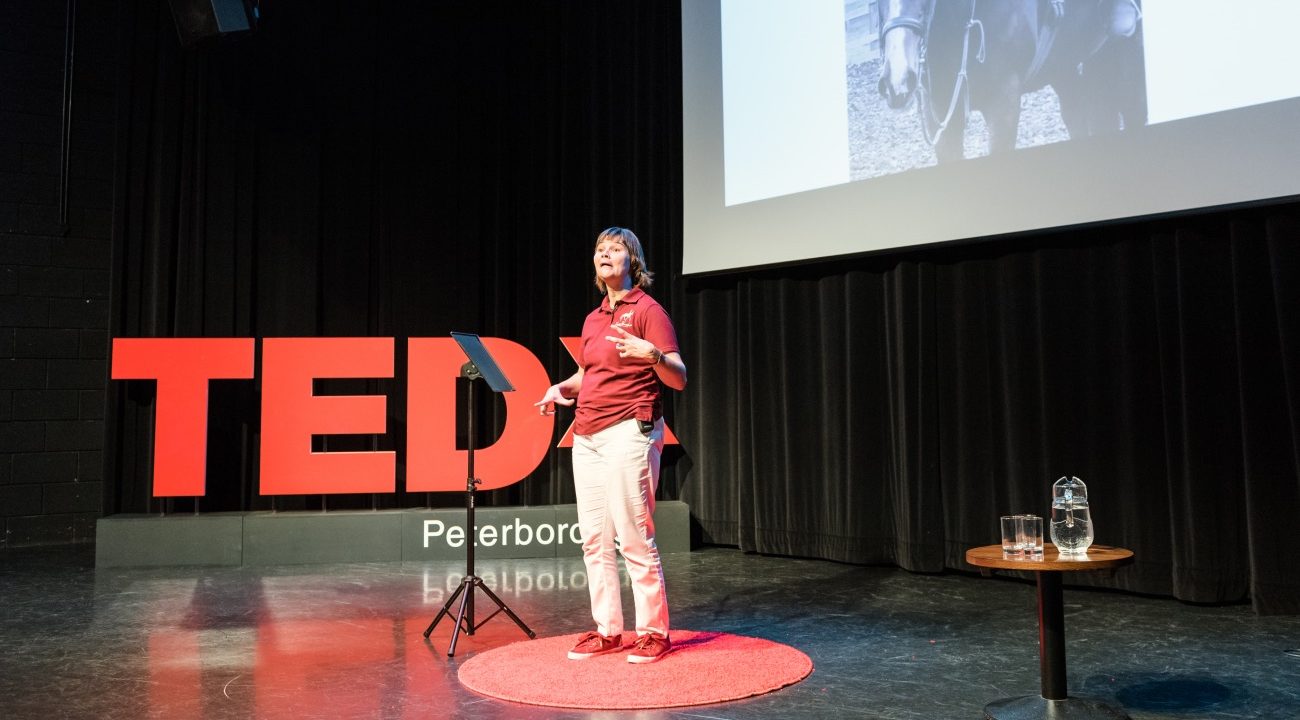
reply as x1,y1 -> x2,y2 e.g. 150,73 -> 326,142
0,0 -> 116,546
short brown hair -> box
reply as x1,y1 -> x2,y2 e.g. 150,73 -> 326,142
593,226 -> 654,294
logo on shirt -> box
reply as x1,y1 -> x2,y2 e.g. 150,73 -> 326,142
612,309 -> 635,329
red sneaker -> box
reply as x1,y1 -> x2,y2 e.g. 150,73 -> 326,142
566,631 -> 622,660
626,633 -> 671,664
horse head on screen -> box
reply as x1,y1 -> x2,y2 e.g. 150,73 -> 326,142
876,0 -> 934,110
876,0 -> 1146,161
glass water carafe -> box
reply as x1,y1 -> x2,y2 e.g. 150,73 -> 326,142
1050,476 -> 1094,554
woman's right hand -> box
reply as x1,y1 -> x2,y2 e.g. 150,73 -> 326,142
534,384 -> 575,415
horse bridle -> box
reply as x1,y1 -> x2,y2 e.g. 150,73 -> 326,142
879,14 -> 927,42
880,0 -> 984,147
878,0 -> 938,48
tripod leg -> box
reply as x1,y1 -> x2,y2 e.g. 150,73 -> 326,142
476,579 -> 537,639
423,579 -> 469,638
447,578 -> 474,657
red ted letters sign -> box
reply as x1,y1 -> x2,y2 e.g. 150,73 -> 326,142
111,337 -> 677,498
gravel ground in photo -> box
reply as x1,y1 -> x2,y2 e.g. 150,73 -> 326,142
847,58 -> 1071,182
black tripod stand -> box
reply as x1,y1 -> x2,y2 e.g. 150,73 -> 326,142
423,333 -> 535,656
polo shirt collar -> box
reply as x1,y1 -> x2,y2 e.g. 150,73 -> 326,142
601,286 -> 646,313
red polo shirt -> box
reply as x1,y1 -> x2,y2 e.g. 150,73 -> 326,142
574,287 -> 680,436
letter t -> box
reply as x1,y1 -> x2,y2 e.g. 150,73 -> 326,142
111,338 -> 256,496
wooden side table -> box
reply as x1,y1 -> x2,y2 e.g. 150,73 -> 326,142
965,544 -> 1135,720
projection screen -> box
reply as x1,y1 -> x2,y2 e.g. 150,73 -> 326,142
681,0 -> 1300,275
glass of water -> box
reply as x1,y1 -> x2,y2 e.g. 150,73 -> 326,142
1001,515 -> 1022,558
1018,515 -> 1044,558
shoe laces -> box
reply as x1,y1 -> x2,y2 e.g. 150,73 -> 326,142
632,633 -> 663,650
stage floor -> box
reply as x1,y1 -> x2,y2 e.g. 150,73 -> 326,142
2,544 -> 1297,719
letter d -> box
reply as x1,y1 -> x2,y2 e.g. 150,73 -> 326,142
405,337 -> 553,492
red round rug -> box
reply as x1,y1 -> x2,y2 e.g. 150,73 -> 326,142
457,630 -> 813,710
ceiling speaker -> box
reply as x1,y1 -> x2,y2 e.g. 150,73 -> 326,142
167,0 -> 255,48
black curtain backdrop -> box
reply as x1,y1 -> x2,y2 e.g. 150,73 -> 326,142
107,1 -> 1300,613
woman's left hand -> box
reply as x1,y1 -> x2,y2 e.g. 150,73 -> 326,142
605,326 -> 659,364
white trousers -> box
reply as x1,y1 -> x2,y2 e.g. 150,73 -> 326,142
571,417 -> 668,637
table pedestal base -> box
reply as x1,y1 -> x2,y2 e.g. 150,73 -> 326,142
983,695 -> 1130,720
